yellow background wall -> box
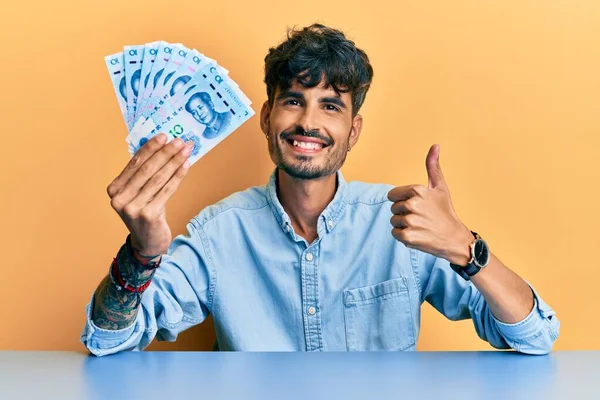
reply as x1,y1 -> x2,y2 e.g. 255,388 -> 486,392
0,0 -> 598,351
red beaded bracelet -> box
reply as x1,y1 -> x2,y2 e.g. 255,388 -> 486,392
110,257 -> 153,293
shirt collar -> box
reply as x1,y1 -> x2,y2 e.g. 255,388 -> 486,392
266,167 -> 348,236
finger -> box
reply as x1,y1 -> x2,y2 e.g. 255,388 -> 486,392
390,214 -> 409,229
391,227 -> 416,246
107,133 -> 168,198
113,138 -> 189,206
391,227 -> 405,242
387,184 -> 425,203
390,201 -> 410,216
144,158 -> 191,213
129,143 -> 192,208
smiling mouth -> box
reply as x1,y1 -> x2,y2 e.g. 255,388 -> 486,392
285,139 -> 329,152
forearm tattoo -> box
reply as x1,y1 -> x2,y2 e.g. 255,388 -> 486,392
92,276 -> 142,330
91,243 -> 157,330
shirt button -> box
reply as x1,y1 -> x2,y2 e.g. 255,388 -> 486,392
305,253 -> 314,261
307,306 -> 316,315
285,225 -> 291,232
327,219 -> 334,228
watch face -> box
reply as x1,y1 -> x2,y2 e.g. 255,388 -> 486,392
474,239 -> 490,267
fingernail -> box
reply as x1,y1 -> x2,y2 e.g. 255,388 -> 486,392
183,159 -> 191,169
157,133 -> 168,144
173,138 -> 184,147
185,141 -> 194,149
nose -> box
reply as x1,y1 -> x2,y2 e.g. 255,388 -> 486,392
296,104 -> 320,133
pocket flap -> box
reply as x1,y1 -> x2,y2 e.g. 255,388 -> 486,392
343,277 -> 408,306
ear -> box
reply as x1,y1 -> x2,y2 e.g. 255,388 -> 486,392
260,100 -> 271,136
349,113 -> 363,149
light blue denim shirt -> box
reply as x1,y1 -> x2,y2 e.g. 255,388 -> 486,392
81,168 -> 559,355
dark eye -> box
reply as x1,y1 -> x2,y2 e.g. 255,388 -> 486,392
286,99 -> 300,106
325,104 -> 340,112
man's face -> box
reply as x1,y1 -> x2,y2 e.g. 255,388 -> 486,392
261,80 -> 362,180
189,95 -> 215,125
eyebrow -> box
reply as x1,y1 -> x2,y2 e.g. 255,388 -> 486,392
277,90 -> 348,109
321,96 -> 347,109
276,90 -> 304,101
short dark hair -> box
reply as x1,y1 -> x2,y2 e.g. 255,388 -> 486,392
264,24 -> 374,116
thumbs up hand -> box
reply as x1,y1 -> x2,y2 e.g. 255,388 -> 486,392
387,144 -> 474,265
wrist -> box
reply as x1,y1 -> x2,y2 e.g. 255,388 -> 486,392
127,234 -> 163,268
110,257 -> 154,293
110,242 -> 159,295
116,241 -> 155,278
447,228 -> 475,266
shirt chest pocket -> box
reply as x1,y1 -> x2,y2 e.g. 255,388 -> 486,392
343,277 -> 416,351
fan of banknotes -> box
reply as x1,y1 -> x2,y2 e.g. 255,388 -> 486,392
105,41 -> 254,166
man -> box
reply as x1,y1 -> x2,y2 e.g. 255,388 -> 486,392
82,24 -> 559,355
184,91 -> 232,139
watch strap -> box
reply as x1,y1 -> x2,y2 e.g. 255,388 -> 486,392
450,261 -> 481,281
450,231 -> 482,281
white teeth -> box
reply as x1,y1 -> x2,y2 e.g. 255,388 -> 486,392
292,140 -> 323,150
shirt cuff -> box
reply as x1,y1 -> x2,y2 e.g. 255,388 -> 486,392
80,292 -> 139,355
491,284 -> 557,342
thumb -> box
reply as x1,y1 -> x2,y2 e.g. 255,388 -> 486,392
426,144 -> 447,190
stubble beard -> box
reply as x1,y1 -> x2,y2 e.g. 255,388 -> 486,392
269,130 -> 351,180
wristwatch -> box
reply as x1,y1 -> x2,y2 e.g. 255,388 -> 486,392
449,231 -> 490,281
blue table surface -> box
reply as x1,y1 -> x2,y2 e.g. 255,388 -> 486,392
0,351 -> 598,400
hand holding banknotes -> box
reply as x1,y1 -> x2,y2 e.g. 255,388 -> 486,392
106,133 -> 194,256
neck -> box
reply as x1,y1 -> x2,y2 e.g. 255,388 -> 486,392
276,168 -> 338,242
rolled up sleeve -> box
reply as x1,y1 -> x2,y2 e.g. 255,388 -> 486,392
491,285 -> 560,355
416,251 -> 560,355
80,294 -> 145,356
